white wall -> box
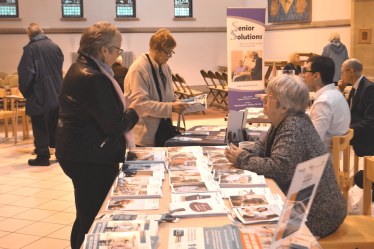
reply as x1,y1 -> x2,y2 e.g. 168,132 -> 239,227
0,0 -> 351,86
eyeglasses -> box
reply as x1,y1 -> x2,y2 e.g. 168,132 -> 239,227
264,94 -> 277,101
341,69 -> 355,74
303,70 -> 318,75
110,46 -> 123,56
162,48 -> 175,57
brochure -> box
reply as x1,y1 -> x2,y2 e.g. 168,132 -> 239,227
237,224 -> 277,249
83,231 -> 152,249
211,164 -> 238,171
119,169 -> 164,179
229,194 -> 283,208
195,126 -> 223,131
183,131 -> 209,136
209,157 -> 231,165
122,163 -> 165,171
202,146 -> 226,153
204,136 -> 224,140
170,137 -> 203,142
171,192 -> 222,203
221,187 -> 272,198
97,213 -> 165,222
169,168 -> 211,178
233,203 -> 283,225
126,151 -> 165,164
170,175 -> 214,186
90,220 -> 159,236
182,94 -> 207,114
216,170 -> 267,188
171,181 -> 220,193
167,146 -> 202,153
116,175 -> 162,186
169,197 -> 229,218
168,151 -> 200,160
106,199 -> 159,211
111,185 -> 162,199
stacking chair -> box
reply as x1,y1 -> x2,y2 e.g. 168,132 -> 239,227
215,72 -> 229,110
353,150 -> 361,176
208,70 -> 227,109
0,71 -> 8,80
332,129 -> 354,203
4,75 -> 17,95
318,156 -> 374,248
200,70 -> 221,107
7,89 -> 29,141
175,74 -> 205,114
172,74 -> 185,99
12,71 -> 18,75
0,87 -> 13,139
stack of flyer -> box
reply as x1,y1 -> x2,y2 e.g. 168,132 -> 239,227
181,94 -> 208,114
106,199 -> 159,211
214,168 -> 267,188
125,150 -> 166,164
90,219 -> 159,236
169,197 -> 229,218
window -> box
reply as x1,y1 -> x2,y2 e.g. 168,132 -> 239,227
116,0 -> 136,18
0,0 -> 19,18
61,0 -> 83,18
174,0 -> 192,18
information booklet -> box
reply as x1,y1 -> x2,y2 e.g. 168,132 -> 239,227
106,199 -> 159,211
90,220 -> 159,236
83,231 -> 152,249
116,175 -> 163,186
229,194 -> 283,208
168,224 -> 257,249
169,168 -> 211,178
125,151 -> 165,164
111,184 -> 162,199
168,151 -> 200,161
233,203 -> 283,225
97,213 -> 165,222
169,197 -> 229,218
221,187 -> 272,198
218,171 -> 267,188
167,146 -> 202,153
181,94 -> 208,114
169,175 -> 214,186
171,192 -> 223,203
124,163 -> 165,171
171,181 -> 220,194
209,157 -> 231,165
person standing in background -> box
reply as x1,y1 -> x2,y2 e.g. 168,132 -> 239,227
18,23 -> 64,166
322,32 -> 349,85
112,55 -> 128,92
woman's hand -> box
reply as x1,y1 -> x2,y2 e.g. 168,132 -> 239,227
172,102 -> 188,114
126,91 -> 151,117
225,143 -> 245,165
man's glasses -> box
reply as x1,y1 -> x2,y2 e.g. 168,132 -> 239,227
341,69 -> 355,74
162,48 -> 175,57
303,69 -> 318,75
111,46 -> 123,56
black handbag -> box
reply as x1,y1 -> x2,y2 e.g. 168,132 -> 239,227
145,54 -> 185,147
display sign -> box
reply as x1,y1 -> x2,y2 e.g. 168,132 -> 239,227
227,8 -> 266,111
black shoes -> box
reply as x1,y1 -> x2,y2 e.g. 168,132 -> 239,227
28,158 -> 50,166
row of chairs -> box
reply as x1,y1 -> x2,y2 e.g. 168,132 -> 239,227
200,70 -> 228,110
0,71 -> 18,80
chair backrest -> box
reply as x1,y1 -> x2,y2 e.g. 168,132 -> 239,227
0,72 -> 8,80
12,71 -> 18,75
207,70 -> 221,88
332,129 -> 354,180
0,78 -> 5,88
9,77 -> 19,88
222,72 -> 228,85
4,75 -> 17,85
175,73 -> 193,96
363,156 -> 374,215
215,71 -> 227,89
200,70 -> 213,87
171,74 -> 180,91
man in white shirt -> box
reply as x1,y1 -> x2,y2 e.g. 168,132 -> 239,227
303,56 -> 350,152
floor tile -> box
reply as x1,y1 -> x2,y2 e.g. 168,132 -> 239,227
0,194 -> 25,205
0,206 -> 30,218
0,218 -> 35,232
21,237 -> 70,249
9,197 -> 51,208
46,225 -> 72,240
5,178 -> 40,187
27,180 -> 64,189
24,172 -> 58,180
33,189 -> 70,199
0,184 -> 22,194
41,212 -> 75,225
45,175 -> 71,182
0,232 -> 41,249
0,176 -> 18,185
6,187 -> 41,197
12,209 -> 57,221
56,193 -> 75,202
51,182 -> 74,192
62,206 -> 76,214
16,221 -> 66,237
38,200 -> 74,212
0,230 -> 10,238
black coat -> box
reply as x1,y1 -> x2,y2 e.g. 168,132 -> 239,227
56,54 -> 139,164
251,57 -> 262,80
348,76 -> 374,157
283,63 -> 301,75
111,62 -> 128,93
18,34 -> 64,116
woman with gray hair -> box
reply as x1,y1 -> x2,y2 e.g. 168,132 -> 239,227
225,75 -> 346,238
56,22 -> 149,249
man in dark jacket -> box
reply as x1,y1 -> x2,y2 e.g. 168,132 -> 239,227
18,23 -> 64,166
111,55 -> 128,92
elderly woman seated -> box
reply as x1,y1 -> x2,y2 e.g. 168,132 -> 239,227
225,75 -> 346,238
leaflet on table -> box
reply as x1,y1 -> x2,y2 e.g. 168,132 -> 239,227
90,220 -> 159,236
169,197 -> 229,218
169,168 -> 212,178
106,199 -> 159,211
122,163 -> 165,172
183,131 -> 209,136
130,147 -> 167,151
116,175 -> 163,186
111,185 -> 162,199
271,153 -> 329,249
233,203 -> 283,225
211,163 -> 238,171
169,174 -> 214,187
125,150 -> 165,164
219,173 -> 267,188
170,137 -> 203,142
221,187 -> 272,198
168,224 -> 255,249
229,194 -> 283,208
167,146 -> 202,153
202,146 -> 227,153
83,231 -> 152,249
97,213 -> 165,222
237,224 -> 277,249
195,126 -> 225,131
119,169 -> 164,179
181,94 -> 207,114
168,157 -> 209,171
168,151 -> 204,161
209,157 -> 231,165
171,192 -> 223,203
151,236 -> 160,249
171,180 -> 220,193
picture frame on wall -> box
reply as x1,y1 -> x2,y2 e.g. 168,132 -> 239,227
268,0 -> 312,24
358,28 -> 372,44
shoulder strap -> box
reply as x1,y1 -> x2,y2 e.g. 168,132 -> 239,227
145,54 -> 162,102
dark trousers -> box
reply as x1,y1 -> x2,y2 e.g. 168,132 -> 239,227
30,107 -> 59,159
354,170 -> 374,200
57,157 -> 119,249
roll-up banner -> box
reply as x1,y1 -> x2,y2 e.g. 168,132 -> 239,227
227,8 -> 266,111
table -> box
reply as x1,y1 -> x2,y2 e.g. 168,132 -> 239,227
4,95 -> 27,144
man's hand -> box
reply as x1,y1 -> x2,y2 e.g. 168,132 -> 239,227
172,102 -> 188,114
337,79 -> 348,93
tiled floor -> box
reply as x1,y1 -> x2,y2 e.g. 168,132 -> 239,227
0,111 -> 372,248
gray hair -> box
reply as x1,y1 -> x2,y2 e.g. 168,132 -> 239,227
78,22 -> 121,58
26,23 -> 43,39
328,32 -> 340,42
345,58 -> 363,73
267,75 -> 310,116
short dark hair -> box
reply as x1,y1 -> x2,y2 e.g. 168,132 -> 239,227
306,56 -> 335,85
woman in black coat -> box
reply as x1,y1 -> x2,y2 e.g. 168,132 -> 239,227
283,53 -> 302,75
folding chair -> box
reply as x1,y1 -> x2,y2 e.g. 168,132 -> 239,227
172,74 -> 185,99
175,73 -> 205,114
208,70 -> 227,109
215,72 -> 229,110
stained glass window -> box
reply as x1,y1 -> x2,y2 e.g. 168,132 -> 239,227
61,0 -> 83,18
116,0 -> 136,18
174,0 -> 192,18
0,0 -> 19,18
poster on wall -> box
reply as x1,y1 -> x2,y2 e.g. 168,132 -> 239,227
227,8 -> 265,111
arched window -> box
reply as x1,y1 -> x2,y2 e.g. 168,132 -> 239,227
0,0 -> 19,18
116,0 -> 136,18
174,0 -> 192,18
61,0 -> 83,18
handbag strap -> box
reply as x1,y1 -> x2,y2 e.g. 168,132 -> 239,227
146,54 -> 163,102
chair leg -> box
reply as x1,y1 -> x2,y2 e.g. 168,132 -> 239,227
22,114 -> 26,140
354,151 -> 359,175
4,117 -> 9,138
